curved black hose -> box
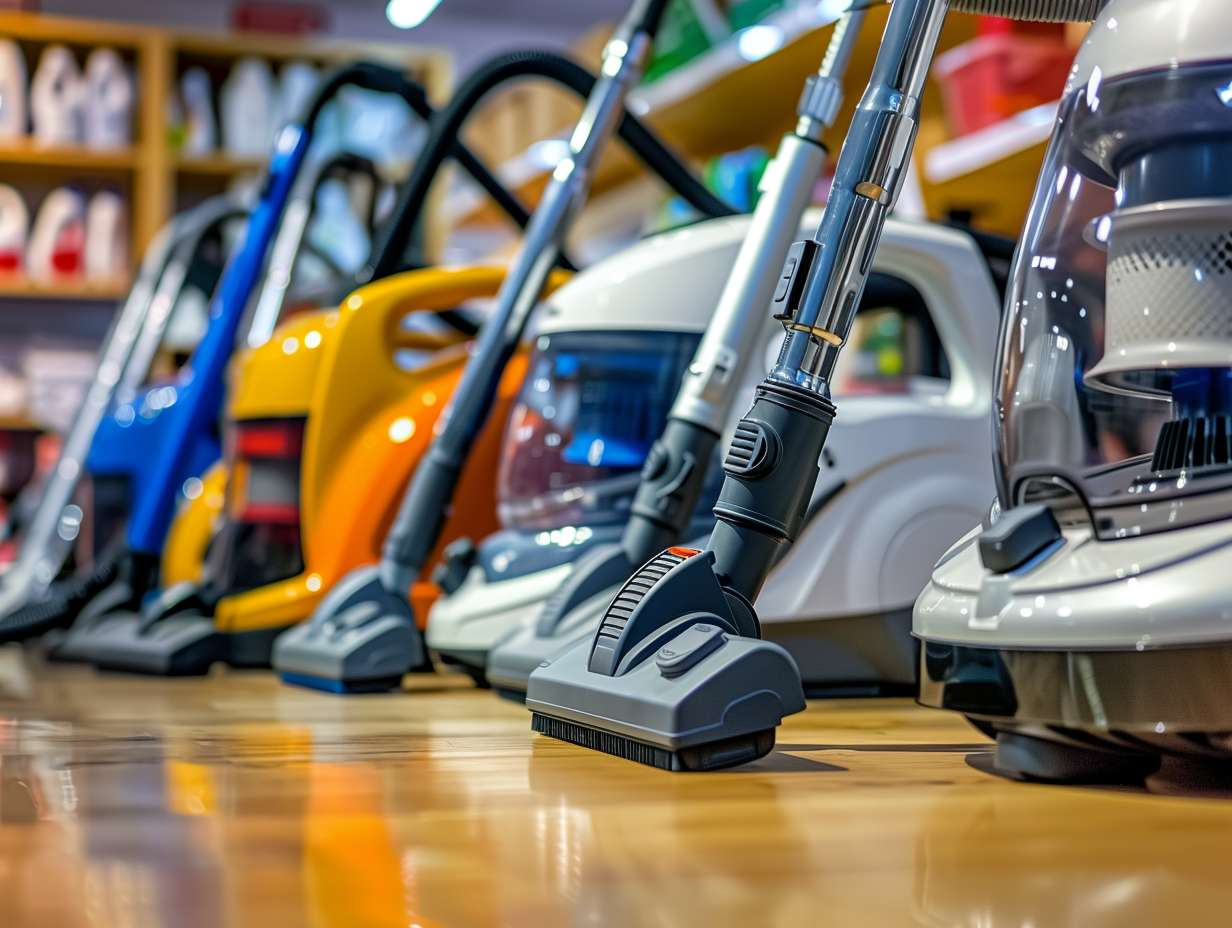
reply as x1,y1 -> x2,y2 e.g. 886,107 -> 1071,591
302,62 -> 537,261
0,547 -> 121,642
365,49 -> 739,285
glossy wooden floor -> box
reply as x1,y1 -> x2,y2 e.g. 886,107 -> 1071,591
1,649 -> 1231,927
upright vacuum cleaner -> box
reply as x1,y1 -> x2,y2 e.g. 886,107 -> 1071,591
0,195 -> 245,632
527,0 -> 1105,771
273,0 -> 737,692
915,0 -> 1232,784
57,44 -> 731,676
11,64 -> 406,654
479,7 -> 868,697
42,61 -> 535,672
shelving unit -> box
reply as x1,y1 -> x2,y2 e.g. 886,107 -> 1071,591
0,12 -> 450,430
0,140 -> 137,172
0,278 -> 129,301
919,100 -> 1056,237
0,12 -> 452,301
449,6 -> 978,230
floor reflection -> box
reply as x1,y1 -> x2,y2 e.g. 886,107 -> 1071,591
2,651 -> 1231,927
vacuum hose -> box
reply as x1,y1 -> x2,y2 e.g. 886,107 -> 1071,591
366,49 -> 738,284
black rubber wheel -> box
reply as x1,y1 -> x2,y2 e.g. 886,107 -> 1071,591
458,663 -> 490,689
995,730 -> 1161,784
966,717 -> 999,741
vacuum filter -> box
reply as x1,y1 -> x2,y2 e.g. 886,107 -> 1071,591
1086,199 -> 1232,398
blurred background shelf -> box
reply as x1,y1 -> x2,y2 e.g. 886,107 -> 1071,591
447,4 -> 977,230
0,140 -> 137,172
174,153 -> 266,177
918,100 -> 1056,237
0,278 -> 130,300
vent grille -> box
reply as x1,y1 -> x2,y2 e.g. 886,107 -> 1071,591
1152,416 -> 1232,473
951,0 -> 1103,22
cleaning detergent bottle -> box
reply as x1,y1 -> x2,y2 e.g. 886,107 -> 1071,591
220,57 -> 274,157
274,61 -> 319,140
0,40 -> 28,141
84,48 -> 134,149
85,190 -> 128,283
0,186 -> 28,277
30,45 -> 84,146
179,67 -> 217,156
27,188 -> 86,283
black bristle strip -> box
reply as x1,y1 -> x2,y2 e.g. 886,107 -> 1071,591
532,713 -> 675,771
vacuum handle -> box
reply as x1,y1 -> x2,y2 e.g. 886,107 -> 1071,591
629,0 -> 672,37
621,8 -> 866,563
380,1 -> 666,585
242,150 -> 381,349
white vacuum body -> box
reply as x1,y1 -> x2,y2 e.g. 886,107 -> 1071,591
427,212 -> 1002,685
914,0 -> 1232,780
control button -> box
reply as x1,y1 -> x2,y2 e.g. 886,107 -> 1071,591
978,503 -> 1061,574
772,256 -> 798,303
431,537 -> 477,594
656,623 -> 727,678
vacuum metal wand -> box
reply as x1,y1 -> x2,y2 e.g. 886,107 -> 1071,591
707,0 -> 951,600
379,0 -> 669,595
621,6 -> 867,563
773,0 -> 948,393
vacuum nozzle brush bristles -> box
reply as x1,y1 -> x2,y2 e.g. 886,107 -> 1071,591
951,0 -> 1104,22
532,713 -> 679,770
531,713 -> 777,772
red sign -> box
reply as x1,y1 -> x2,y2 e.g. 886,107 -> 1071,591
230,2 -> 330,35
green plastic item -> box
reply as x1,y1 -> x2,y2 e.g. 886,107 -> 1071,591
727,0 -> 787,32
643,0 -> 719,84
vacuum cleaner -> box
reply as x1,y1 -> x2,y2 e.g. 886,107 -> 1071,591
4,59 -> 544,651
526,0 -> 1105,771
475,7 -> 873,695
64,40 -> 732,676
0,195 -> 245,629
914,0 -> 1232,784
22,64 -> 418,659
273,0 -> 739,693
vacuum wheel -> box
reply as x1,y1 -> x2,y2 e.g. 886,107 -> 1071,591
994,730 -> 1161,784
457,663 -> 490,689
965,716 -> 999,742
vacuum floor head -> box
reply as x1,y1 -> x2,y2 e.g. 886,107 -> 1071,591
272,565 -> 430,693
526,622 -> 805,771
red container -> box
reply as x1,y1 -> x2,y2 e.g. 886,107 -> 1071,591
934,33 -> 1074,137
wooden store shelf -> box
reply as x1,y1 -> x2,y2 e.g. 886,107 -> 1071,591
0,139 -> 137,172
0,11 -> 452,309
0,277 -> 130,300
175,153 -> 266,177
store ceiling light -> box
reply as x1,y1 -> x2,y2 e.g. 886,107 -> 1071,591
735,24 -> 785,62
386,0 -> 443,30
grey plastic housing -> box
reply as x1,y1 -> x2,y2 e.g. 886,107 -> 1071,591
526,622 -> 806,765
272,564 -> 428,686
51,610 -> 223,675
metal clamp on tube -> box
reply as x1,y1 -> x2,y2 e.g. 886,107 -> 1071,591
774,0 -> 949,394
